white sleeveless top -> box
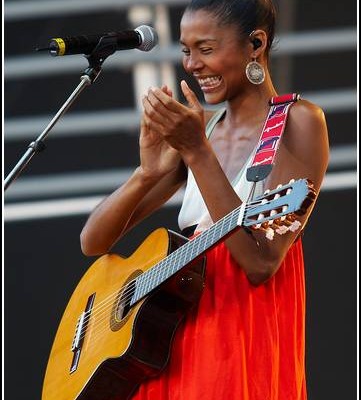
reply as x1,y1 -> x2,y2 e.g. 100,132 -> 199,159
178,108 -> 265,233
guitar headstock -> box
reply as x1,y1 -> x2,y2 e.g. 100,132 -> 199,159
240,178 -> 316,240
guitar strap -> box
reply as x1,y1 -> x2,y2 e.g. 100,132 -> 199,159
246,93 -> 300,183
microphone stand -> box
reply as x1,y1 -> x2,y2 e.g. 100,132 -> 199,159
4,35 -> 120,192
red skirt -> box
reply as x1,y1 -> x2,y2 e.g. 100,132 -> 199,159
132,239 -> 307,400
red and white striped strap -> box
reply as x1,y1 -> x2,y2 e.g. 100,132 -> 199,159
246,93 -> 300,182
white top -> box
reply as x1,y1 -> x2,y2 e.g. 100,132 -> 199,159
178,109 -> 265,233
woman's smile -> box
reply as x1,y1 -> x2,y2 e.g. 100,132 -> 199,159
196,75 -> 223,92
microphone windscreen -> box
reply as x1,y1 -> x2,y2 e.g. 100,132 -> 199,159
135,25 -> 158,52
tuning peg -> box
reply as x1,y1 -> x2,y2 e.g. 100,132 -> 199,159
278,215 -> 294,225
275,225 -> 289,235
271,214 -> 295,235
270,215 -> 290,234
289,220 -> 302,232
250,222 -> 275,240
274,215 -> 302,233
271,219 -> 290,235
265,227 -> 275,240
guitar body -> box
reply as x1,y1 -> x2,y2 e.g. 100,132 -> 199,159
42,228 -> 205,400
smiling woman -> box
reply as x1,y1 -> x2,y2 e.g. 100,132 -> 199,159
79,0 -> 329,399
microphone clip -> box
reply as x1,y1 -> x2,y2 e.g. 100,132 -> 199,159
82,34 -> 119,83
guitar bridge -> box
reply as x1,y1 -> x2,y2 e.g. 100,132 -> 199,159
69,293 -> 95,374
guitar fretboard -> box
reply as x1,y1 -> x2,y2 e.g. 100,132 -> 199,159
130,178 -> 310,306
131,205 -> 242,306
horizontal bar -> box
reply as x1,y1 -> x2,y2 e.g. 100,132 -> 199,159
3,189 -> 185,222
321,170 -> 358,192
3,170 -> 357,222
4,28 -> 357,79
4,168 -> 134,200
328,144 -> 358,168
4,109 -> 139,140
3,88 -> 357,141
3,144 -> 357,201
4,0 -> 189,21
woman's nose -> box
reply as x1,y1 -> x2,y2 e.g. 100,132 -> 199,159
185,54 -> 204,72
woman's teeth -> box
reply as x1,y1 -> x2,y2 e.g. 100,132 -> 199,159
198,76 -> 222,88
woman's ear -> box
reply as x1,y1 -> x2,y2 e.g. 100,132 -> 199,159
251,37 -> 262,50
249,29 -> 268,58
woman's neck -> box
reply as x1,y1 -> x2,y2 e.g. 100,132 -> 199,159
225,75 -> 278,127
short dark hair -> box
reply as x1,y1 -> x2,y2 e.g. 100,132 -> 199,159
184,0 -> 276,54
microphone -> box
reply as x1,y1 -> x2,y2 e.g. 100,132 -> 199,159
36,25 -> 158,56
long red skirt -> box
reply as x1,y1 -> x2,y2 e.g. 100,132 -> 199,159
132,239 -> 307,400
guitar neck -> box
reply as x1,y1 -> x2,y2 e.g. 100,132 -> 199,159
130,178 -> 313,306
131,205 -> 242,305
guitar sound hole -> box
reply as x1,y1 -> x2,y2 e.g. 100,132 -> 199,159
115,281 -> 136,321
110,270 -> 142,332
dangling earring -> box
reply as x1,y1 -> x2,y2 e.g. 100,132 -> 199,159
245,58 -> 265,85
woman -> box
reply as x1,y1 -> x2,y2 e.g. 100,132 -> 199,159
80,0 -> 329,398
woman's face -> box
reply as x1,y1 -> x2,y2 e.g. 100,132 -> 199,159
180,10 -> 250,104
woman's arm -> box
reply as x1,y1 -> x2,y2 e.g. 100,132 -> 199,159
80,87 -> 187,256
213,99 -> 329,284
144,83 -> 329,285
80,162 -> 186,256
80,87 -> 217,257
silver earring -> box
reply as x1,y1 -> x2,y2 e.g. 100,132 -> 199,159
245,59 -> 265,85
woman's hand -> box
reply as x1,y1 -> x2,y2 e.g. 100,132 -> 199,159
139,85 -> 181,180
143,80 -> 208,165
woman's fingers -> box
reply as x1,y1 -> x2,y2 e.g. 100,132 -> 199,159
148,87 -> 186,114
180,80 -> 202,110
142,94 -> 169,125
142,84 -> 204,151
161,84 -> 173,97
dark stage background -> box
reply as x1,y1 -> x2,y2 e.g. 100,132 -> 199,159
4,0 -> 357,399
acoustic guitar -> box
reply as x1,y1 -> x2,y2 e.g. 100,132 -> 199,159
42,178 -> 315,400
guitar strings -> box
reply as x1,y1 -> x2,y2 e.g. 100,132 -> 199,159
74,198 -> 280,344
84,198 -> 295,346
50,183 -> 302,389
73,183 -> 298,346
72,186 -> 293,341
65,252 -> 164,339
84,198 -> 298,348
83,210 -> 236,343
73,203 -> 243,344
58,210 -> 228,387
76,196 -> 294,346
77,205 -> 235,316
78,233 -> 201,333
92,192 -> 291,314
80,223 -> 234,346
74,206 -> 235,344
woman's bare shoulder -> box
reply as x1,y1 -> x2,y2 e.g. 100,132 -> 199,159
285,98 -> 329,150
276,98 -> 329,191
289,98 -> 327,131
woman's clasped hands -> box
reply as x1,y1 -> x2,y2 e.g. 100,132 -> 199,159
141,80 -> 208,170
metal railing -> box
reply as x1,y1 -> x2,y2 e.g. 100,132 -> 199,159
3,169 -> 358,222
4,88 -> 357,141
4,144 -> 357,201
4,0 -> 189,20
4,28 -> 357,79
